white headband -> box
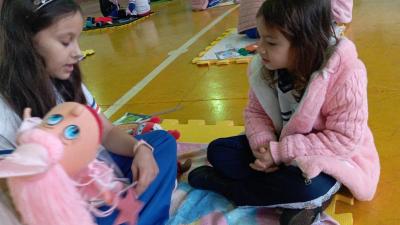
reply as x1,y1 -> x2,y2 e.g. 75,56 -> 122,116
33,0 -> 56,12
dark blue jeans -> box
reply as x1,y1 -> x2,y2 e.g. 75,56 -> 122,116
241,28 -> 259,39
206,135 -> 338,207
96,130 -> 177,225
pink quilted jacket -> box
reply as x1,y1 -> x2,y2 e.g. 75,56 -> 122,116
237,0 -> 264,33
245,38 -> 380,201
332,0 -> 353,24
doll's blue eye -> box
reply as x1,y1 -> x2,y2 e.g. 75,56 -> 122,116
64,125 -> 80,140
47,114 -> 64,126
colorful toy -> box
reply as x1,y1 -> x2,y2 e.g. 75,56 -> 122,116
83,14 -> 153,31
85,17 -> 113,29
238,48 -> 250,56
0,102 -> 142,225
95,16 -> 113,25
245,43 -> 258,53
131,117 -> 180,140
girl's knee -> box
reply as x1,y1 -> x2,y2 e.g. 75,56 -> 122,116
207,138 -> 221,159
150,130 -> 177,166
208,138 -> 222,150
207,138 -> 227,164
301,178 -> 337,201
151,130 -> 177,153
159,130 -> 176,142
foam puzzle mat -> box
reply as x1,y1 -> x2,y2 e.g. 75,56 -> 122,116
82,13 -> 154,34
192,28 -> 258,66
161,119 -> 244,143
161,119 -> 354,225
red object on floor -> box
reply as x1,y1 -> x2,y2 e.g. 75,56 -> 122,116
94,17 -> 113,23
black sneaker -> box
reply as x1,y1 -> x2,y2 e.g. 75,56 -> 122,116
188,165 -> 234,197
177,159 -> 192,179
280,197 -> 333,225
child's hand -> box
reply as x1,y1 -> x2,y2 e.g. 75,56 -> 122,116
131,145 -> 159,196
249,147 -> 278,173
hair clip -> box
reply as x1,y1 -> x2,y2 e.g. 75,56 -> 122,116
33,0 -> 56,12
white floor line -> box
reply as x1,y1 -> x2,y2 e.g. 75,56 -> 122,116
104,5 -> 239,118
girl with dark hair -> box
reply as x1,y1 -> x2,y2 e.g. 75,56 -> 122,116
0,1 -> 176,225
189,0 -> 379,224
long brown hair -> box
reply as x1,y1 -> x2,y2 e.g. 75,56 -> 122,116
257,0 -> 335,97
0,0 -> 86,118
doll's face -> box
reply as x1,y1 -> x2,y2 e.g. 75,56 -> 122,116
40,102 -> 101,176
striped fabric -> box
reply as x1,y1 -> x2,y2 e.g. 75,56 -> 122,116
191,0 -> 209,10
237,0 -> 264,33
82,84 -> 101,113
332,0 -> 353,24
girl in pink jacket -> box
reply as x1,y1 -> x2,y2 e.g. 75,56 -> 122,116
189,0 -> 380,224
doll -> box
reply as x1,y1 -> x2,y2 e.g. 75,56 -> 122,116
0,102 -> 141,225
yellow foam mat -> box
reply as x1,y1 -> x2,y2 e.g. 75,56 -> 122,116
192,28 -> 254,66
161,119 -> 244,143
82,13 -> 154,34
325,194 -> 354,225
82,49 -> 95,60
161,119 -> 354,225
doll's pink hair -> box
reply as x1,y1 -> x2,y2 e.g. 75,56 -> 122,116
8,128 -> 96,225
